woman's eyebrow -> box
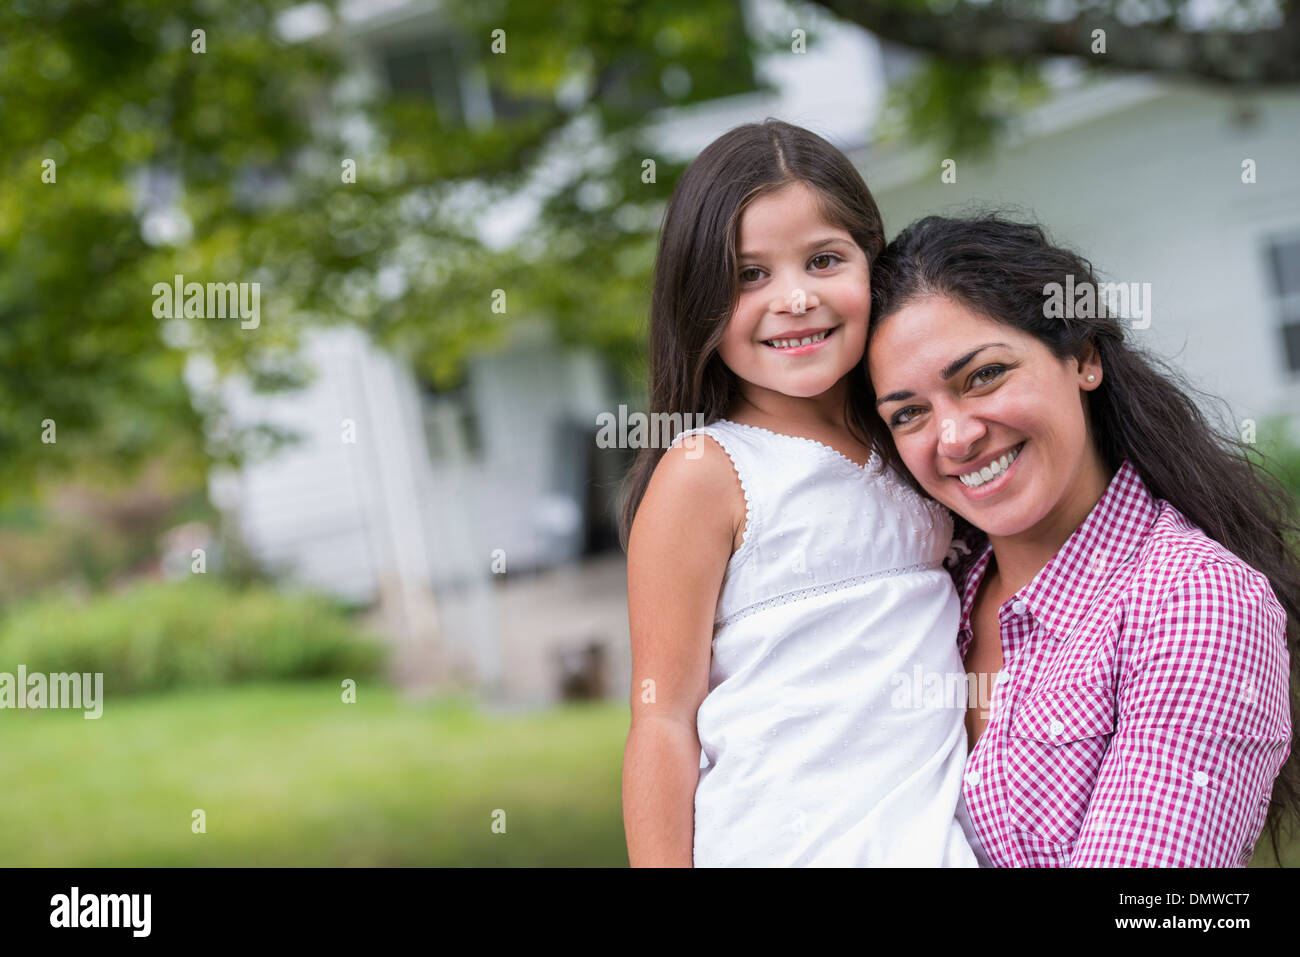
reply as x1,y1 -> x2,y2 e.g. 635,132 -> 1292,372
940,343 -> 1008,380
874,343 -> 1010,407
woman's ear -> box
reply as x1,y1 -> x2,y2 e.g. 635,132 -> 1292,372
1078,342 -> 1103,390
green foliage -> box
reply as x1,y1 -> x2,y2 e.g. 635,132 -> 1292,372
877,57 -> 1051,155
1250,416 -> 1300,506
0,464 -> 218,604
0,0 -> 344,500
0,579 -> 386,694
0,0 -> 760,495
1248,417 -> 1300,564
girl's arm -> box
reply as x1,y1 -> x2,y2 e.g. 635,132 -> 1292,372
622,436 -> 744,867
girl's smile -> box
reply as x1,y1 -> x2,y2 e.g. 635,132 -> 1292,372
760,325 -> 837,355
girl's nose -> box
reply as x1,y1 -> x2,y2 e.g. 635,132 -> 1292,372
768,289 -> 820,316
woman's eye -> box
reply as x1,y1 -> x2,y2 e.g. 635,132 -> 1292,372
890,406 -> 923,427
739,267 -> 761,283
971,364 -> 1006,386
809,252 -> 842,270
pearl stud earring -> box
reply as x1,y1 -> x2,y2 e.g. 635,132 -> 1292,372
1087,374 -> 1096,382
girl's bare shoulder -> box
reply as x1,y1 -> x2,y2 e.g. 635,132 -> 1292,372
632,434 -> 746,548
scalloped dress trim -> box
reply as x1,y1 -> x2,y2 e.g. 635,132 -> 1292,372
716,418 -> 879,474
714,419 -> 947,530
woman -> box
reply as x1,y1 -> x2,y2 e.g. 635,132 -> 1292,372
864,214 -> 1300,866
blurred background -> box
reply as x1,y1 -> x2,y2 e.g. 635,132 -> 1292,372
2,0 -> 1298,866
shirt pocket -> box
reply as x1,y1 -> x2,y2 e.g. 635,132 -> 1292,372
1005,688 -> 1116,847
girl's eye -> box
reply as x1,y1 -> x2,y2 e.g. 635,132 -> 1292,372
890,406 -> 923,427
738,251 -> 843,284
970,364 -> 1006,387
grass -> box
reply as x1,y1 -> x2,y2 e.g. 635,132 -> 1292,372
0,680 -> 631,866
1,679 -> 1294,867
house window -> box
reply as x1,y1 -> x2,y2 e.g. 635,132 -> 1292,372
417,376 -> 481,463
374,30 -> 543,128
377,34 -> 469,126
1267,234 -> 1300,373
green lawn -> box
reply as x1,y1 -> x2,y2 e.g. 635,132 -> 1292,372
1,679 -> 1294,867
0,680 -> 631,866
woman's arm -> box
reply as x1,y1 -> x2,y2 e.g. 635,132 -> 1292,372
1071,561 -> 1292,866
622,436 -> 743,867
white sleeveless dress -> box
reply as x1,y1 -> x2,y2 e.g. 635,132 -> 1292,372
674,419 -> 977,867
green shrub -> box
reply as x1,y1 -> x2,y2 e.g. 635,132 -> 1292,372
0,579 -> 387,695
1251,415 -> 1300,509
1246,416 -> 1300,561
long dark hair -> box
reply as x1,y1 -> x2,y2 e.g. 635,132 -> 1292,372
618,119 -> 886,545
865,213 -> 1300,859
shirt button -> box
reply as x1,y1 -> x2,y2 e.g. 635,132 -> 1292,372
1011,599 -> 1028,616
1193,771 -> 1210,787
995,670 -> 1012,685
965,770 -> 981,786
1049,719 -> 1065,737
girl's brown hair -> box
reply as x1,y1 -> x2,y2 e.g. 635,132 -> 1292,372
619,119 -> 885,545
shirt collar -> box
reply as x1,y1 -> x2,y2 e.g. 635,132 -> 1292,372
957,458 -> 1160,647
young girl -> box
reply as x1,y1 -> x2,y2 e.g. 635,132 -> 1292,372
620,120 -> 980,867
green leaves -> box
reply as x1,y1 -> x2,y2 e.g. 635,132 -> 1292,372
878,56 -> 1051,156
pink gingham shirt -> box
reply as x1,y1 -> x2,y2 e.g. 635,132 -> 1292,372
955,458 -> 1292,866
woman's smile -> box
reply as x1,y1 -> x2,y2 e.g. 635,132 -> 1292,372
951,441 -> 1026,499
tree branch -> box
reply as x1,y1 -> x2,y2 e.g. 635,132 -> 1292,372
805,0 -> 1300,84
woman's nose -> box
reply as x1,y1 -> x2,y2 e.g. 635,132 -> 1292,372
936,409 -> 987,457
